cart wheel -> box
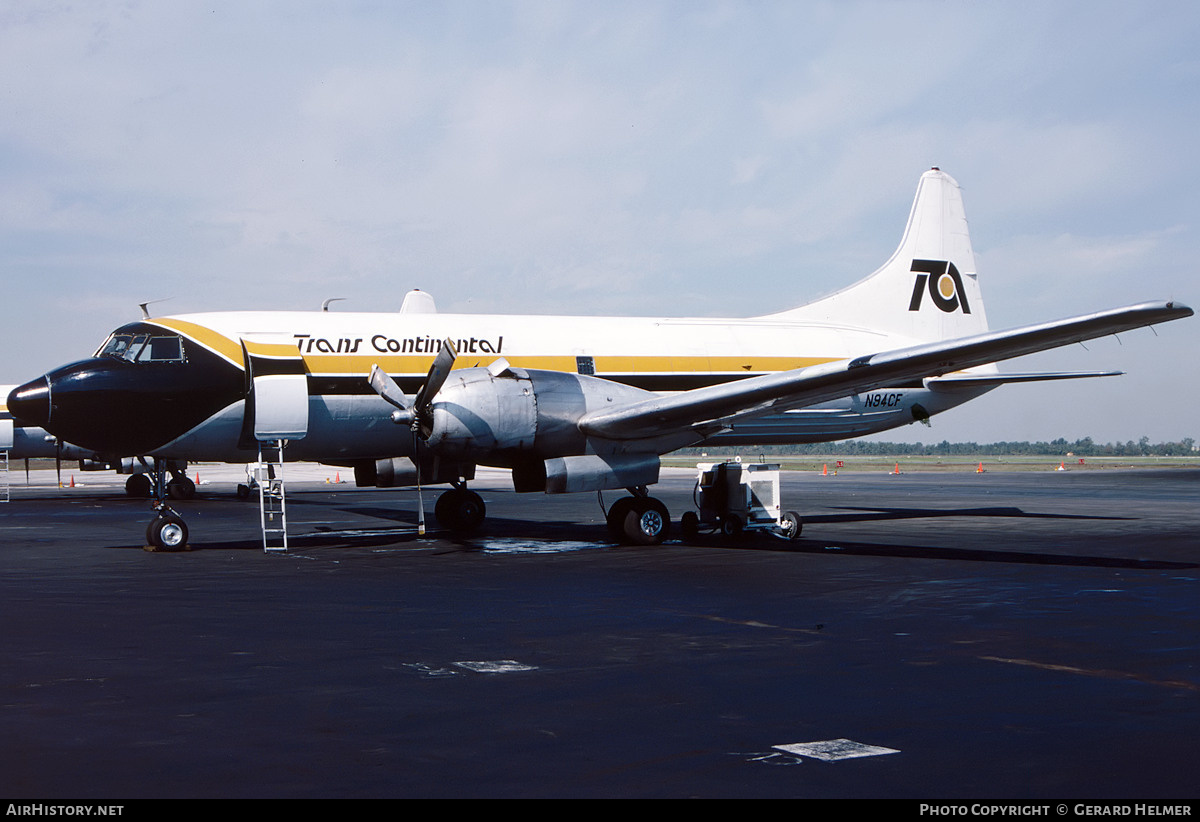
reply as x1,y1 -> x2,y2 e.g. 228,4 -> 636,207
681,511 -> 699,539
780,511 -> 803,541
721,515 -> 742,537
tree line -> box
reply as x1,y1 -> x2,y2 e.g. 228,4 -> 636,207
680,437 -> 1198,457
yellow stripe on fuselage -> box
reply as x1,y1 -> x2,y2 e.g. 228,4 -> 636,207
299,353 -> 835,377
151,318 -> 839,381
151,318 -> 245,365
243,339 -> 306,360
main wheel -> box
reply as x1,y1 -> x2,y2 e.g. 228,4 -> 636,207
622,498 -> 670,546
605,497 -> 637,541
146,513 -> 189,552
434,488 -> 486,534
167,476 -> 196,500
125,474 -> 152,498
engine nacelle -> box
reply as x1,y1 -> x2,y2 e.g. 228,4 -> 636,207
425,366 -> 654,462
353,456 -> 475,488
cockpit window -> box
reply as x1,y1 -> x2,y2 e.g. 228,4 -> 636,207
138,335 -> 185,362
98,332 -> 186,363
99,334 -> 135,359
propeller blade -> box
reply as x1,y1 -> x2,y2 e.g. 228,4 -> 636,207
413,339 -> 458,412
414,435 -> 426,537
55,440 -> 62,487
368,364 -> 411,411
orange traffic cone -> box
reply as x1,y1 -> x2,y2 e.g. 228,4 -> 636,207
977,462 -> 984,473
70,475 -> 75,488
822,464 -> 828,476
891,462 -> 901,475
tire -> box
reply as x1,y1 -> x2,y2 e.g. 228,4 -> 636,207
146,514 -> 189,551
605,497 -> 637,541
780,511 -> 803,541
167,477 -> 196,500
680,510 -> 699,539
435,488 -> 486,534
434,490 -> 454,527
622,498 -> 670,546
721,515 -> 743,538
125,474 -> 152,498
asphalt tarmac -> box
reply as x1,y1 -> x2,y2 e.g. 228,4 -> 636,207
0,465 -> 1197,799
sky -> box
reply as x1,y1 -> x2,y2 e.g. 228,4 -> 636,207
1,0 -> 1197,445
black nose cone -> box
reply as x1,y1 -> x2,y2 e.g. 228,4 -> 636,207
7,377 -> 50,427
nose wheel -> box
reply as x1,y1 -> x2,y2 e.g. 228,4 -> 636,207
146,512 -> 189,551
143,458 -> 192,551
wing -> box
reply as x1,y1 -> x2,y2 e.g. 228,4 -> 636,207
578,301 -> 1191,442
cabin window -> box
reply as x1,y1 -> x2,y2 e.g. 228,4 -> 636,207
576,356 -> 595,376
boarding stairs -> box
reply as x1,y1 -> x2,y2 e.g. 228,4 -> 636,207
1,420 -> 10,503
255,440 -> 288,552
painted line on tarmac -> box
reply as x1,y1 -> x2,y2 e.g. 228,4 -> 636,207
980,655 -> 1200,692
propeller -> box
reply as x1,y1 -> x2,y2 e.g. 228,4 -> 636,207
368,339 -> 459,536
368,338 -> 459,435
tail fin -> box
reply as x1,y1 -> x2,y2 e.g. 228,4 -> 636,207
765,168 -> 990,344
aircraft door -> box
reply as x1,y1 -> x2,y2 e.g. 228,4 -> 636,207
241,337 -> 309,442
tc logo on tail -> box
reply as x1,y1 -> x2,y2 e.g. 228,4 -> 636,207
908,259 -> 971,314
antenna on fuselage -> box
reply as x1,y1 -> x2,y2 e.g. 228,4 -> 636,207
138,299 -> 172,319
321,298 -> 347,312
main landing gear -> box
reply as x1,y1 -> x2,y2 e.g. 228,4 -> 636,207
604,488 -> 670,545
433,483 -> 486,534
125,460 -> 194,500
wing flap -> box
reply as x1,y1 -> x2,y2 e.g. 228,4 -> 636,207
926,370 -> 1122,387
578,301 -> 1190,442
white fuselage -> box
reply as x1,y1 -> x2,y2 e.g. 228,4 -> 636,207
148,309 -> 992,463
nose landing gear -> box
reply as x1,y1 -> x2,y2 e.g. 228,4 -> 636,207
143,458 -> 192,552
146,511 -> 189,551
